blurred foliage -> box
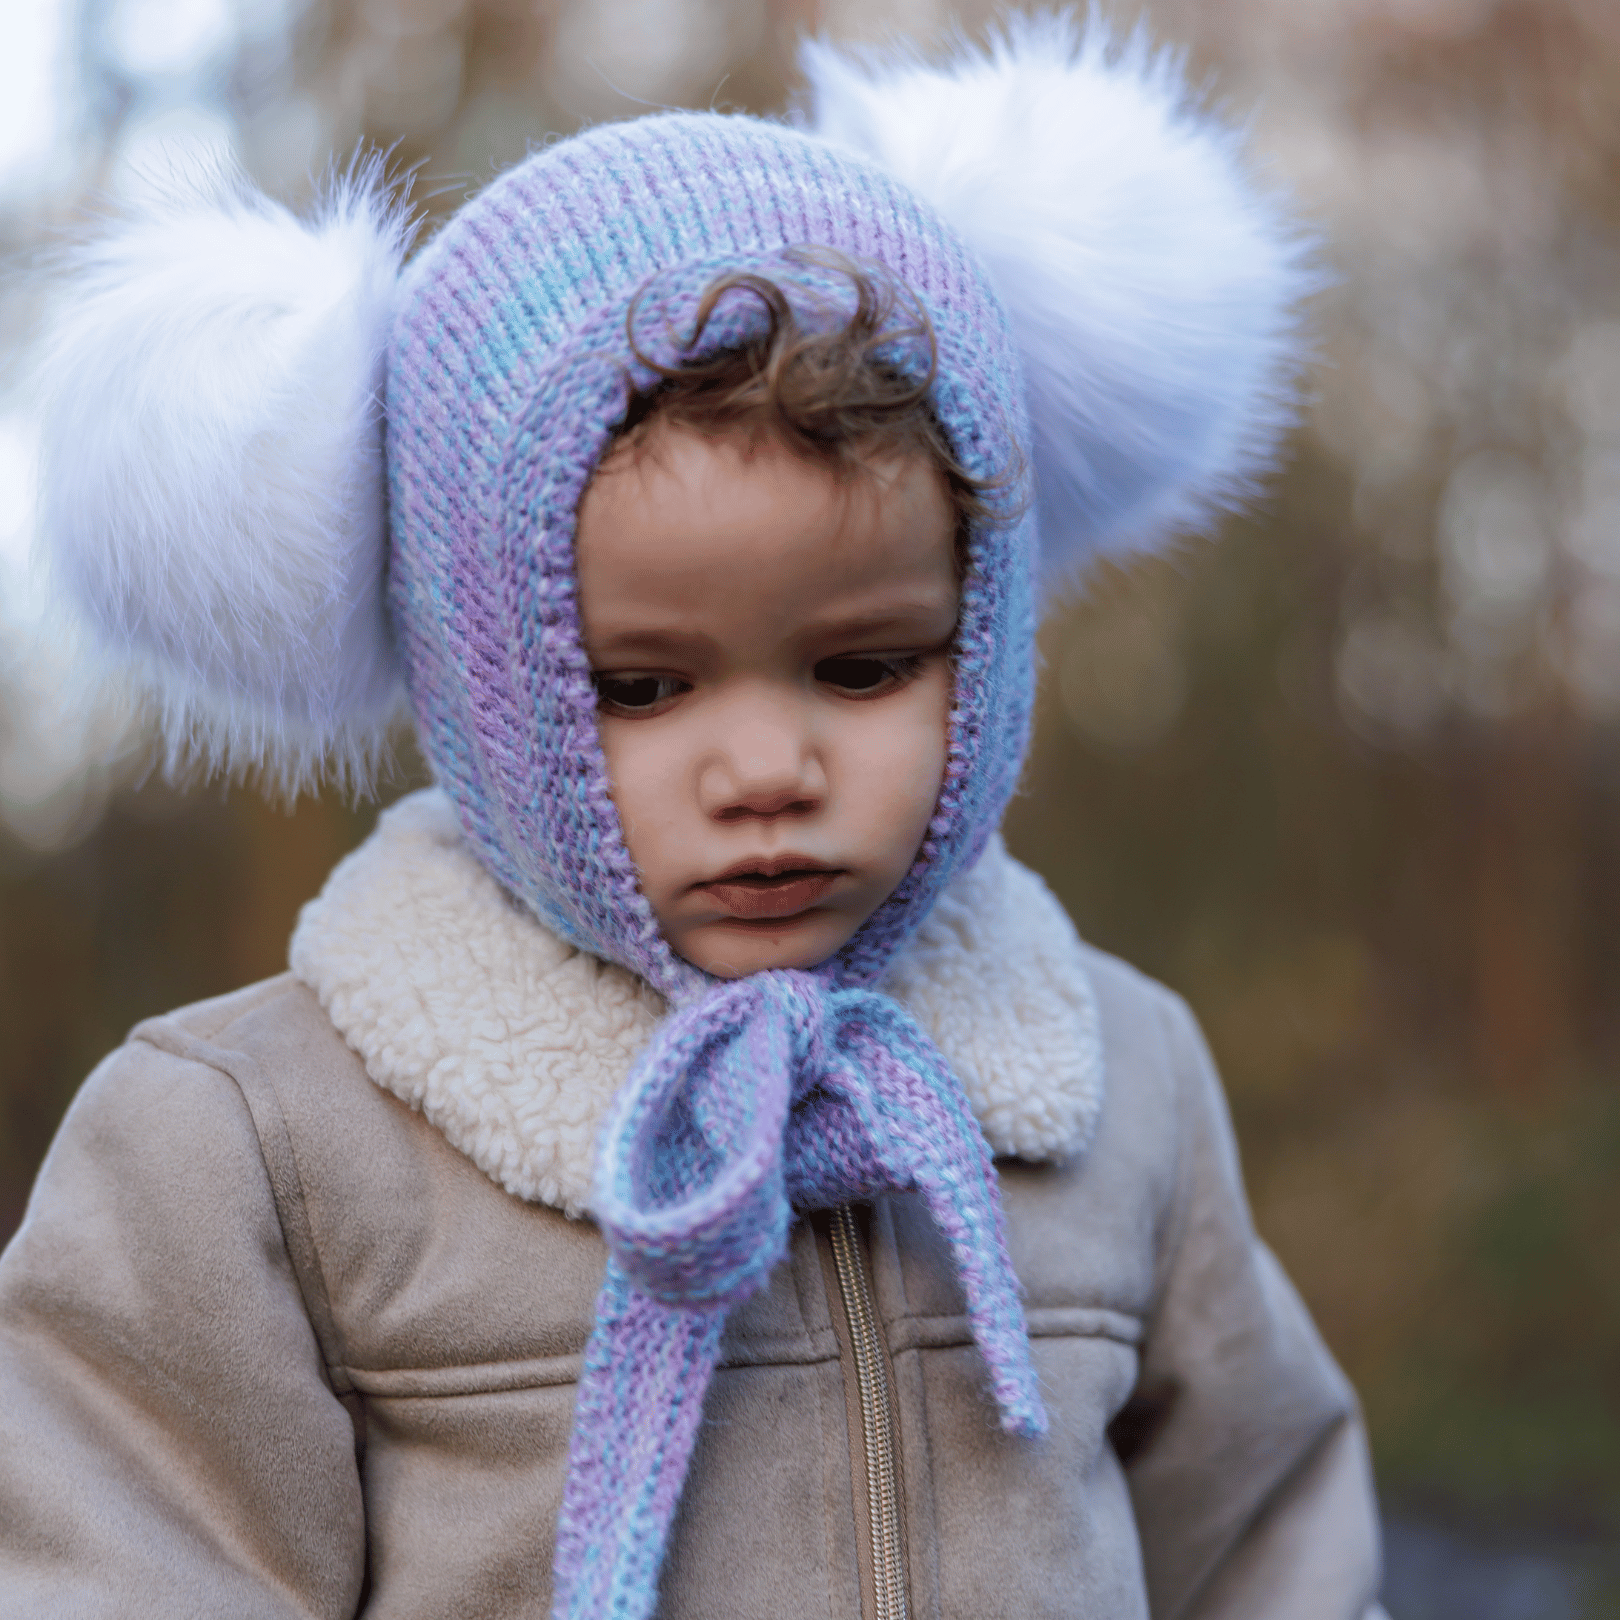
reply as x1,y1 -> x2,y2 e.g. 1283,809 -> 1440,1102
0,782 -> 394,1237
1007,448 -> 1620,1536
4,0 -> 1620,1562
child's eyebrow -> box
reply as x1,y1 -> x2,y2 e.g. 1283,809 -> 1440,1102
586,597 -> 957,661
803,608 -> 958,645
584,625 -> 721,661
816,605 -> 952,635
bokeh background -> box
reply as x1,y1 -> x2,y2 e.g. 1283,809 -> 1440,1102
3,1 -> 1619,1614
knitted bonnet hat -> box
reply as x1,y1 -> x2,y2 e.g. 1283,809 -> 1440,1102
37,14 -> 1315,1617
36,14 -> 1316,827
386,114 -> 1040,1003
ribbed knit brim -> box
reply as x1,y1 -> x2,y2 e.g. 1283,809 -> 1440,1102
385,112 -> 1037,1000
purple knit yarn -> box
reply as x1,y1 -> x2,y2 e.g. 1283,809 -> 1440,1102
553,973 -> 1045,1620
383,111 -> 1043,1620
387,114 -> 1035,1003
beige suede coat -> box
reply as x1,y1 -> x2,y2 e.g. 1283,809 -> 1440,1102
0,792 -> 1386,1619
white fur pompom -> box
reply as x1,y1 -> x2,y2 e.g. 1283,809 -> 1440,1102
36,155 -> 415,794
802,12 -> 1321,598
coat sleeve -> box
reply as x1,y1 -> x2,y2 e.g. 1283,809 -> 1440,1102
1120,991 -> 1385,1620
0,1036 -> 367,1618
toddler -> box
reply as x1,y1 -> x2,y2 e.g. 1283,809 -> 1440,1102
0,15 -> 1387,1620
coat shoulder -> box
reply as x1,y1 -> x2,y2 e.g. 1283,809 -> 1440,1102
126,972 -> 404,1136
123,972 -> 468,1220
131,970 -> 358,1070
1073,938 -> 1194,1031
1069,939 -> 1205,1122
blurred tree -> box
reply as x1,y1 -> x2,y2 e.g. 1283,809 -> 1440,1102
3,0 -> 1620,1555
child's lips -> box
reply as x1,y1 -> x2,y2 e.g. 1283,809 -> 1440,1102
698,864 -> 842,921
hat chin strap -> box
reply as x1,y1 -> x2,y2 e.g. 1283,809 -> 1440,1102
552,968 -> 1045,1620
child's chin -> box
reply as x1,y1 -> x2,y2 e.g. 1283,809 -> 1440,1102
677,914 -> 857,980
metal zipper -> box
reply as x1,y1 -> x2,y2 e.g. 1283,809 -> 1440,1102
829,1202 -> 908,1620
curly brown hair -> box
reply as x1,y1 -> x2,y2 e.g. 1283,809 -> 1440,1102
613,251 -> 1010,562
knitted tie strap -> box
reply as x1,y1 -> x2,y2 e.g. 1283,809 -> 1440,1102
550,970 -> 1046,1620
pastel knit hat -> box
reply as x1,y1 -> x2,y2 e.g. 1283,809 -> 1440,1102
383,116 -> 1061,1619
36,14 -> 1316,801
386,115 -> 1038,1000
35,15 -> 1317,1619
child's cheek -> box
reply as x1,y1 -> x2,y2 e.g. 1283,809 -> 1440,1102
596,714 -> 690,901
838,660 -> 953,880
596,658 -> 949,963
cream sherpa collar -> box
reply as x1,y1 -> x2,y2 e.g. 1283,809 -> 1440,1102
289,790 -> 1103,1217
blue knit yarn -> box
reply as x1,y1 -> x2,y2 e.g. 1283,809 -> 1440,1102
387,116 -> 1037,1003
383,111 -> 1042,1620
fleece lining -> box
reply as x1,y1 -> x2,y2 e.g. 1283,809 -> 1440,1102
290,789 -> 1103,1216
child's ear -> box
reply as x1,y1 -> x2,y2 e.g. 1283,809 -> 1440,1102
799,13 -> 1326,605
34,152 -> 415,796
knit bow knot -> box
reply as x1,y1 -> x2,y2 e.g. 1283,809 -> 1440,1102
551,970 -> 1045,1620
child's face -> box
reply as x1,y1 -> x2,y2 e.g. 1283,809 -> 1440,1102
576,419 -> 959,979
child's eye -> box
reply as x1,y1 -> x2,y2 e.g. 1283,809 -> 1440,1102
592,672 -> 690,714
814,655 -> 923,696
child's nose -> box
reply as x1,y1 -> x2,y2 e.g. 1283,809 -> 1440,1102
698,708 -> 826,822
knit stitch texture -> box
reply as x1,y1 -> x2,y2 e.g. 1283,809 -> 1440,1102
387,113 -> 1035,1000
384,112 -> 1042,1620
555,972 -> 1044,1620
